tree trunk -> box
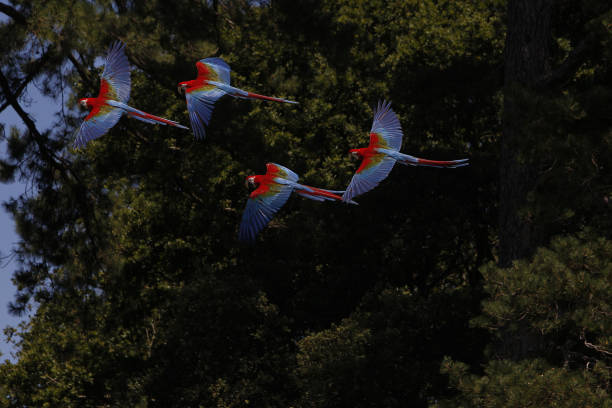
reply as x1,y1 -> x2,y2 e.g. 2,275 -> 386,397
499,0 -> 552,267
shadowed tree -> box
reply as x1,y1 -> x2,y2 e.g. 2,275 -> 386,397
0,0 -> 609,407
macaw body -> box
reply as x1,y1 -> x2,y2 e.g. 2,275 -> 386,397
74,42 -> 187,148
342,101 -> 468,202
178,58 -> 298,139
239,163 -> 354,242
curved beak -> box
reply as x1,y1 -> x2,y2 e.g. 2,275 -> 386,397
177,86 -> 184,95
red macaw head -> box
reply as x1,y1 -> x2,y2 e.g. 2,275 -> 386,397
177,81 -> 189,95
245,175 -> 258,189
348,149 -> 361,161
78,98 -> 90,109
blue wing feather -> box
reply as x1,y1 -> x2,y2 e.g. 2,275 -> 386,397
342,155 -> 396,202
267,163 -> 300,182
370,100 -> 402,151
239,183 -> 294,242
201,57 -> 231,84
101,41 -> 131,103
74,107 -> 123,148
185,88 -> 226,139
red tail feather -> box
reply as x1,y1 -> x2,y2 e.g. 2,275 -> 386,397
129,111 -> 177,126
301,186 -> 343,201
417,158 -> 459,167
246,92 -> 293,103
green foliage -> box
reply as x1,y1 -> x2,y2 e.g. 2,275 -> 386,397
440,233 -> 612,406
477,234 -> 612,349
296,286 -> 486,407
438,358 -> 612,408
0,0 -> 609,406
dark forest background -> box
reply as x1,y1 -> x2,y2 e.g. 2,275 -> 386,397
0,0 -> 610,406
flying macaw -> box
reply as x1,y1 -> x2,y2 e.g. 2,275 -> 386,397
74,41 -> 188,148
177,58 -> 298,139
342,100 -> 469,202
240,163 -> 354,242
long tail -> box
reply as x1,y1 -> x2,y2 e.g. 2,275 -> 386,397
107,100 -> 189,129
127,110 -> 189,129
242,91 -> 298,104
208,81 -> 298,104
392,151 -> 469,168
296,184 -> 358,205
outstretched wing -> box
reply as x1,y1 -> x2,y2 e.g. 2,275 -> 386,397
182,58 -> 232,139
239,181 -> 294,242
342,154 -> 396,202
185,88 -> 226,139
74,105 -> 123,148
99,41 -> 131,103
369,100 -> 402,151
199,57 -> 231,84
266,163 -> 299,182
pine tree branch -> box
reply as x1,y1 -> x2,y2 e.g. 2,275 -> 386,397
582,331 -> 612,357
212,0 -> 224,54
0,69 -> 105,287
534,34 -> 597,90
0,4 -> 96,94
65,52 -> 97,90
0,69 -> 45,141
113,0 -> 128,14
128,56 -> 174,91
0,68 -> 77,179
0,3 -> 27,26
0,48 -> 54,115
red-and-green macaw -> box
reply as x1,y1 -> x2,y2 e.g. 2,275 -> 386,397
240,163 -> 355,242
342,100 -> 469,202
74,42 -> 188,147
177,58 -> 298,139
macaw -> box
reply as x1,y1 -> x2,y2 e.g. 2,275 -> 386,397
342,100 -> 468,202
240,163 -> 354,242
74,42 -> 188,148
177,58 -> 298,139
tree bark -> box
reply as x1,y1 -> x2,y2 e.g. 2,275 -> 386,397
499,0 -> 552,267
